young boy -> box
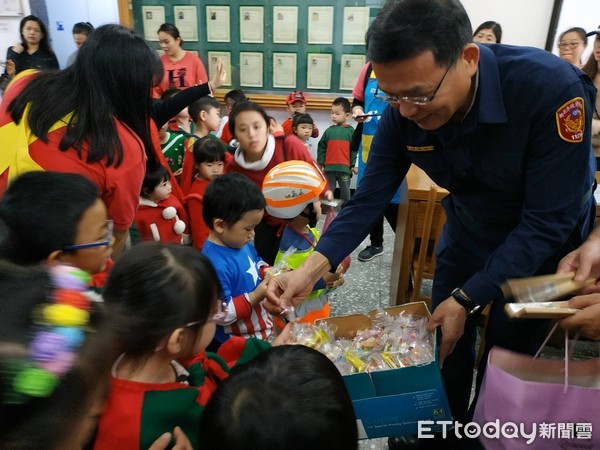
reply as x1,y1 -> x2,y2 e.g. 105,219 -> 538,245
134,165 -> 189,244
180,96 -> 228,194
262,161 -> 344,323
201,173 -> 273,344
281,90 -> 319,138
0,171 -> 113,286
317,97 -> 356,206
217,89 -> 247,147
185,136 -> 226,250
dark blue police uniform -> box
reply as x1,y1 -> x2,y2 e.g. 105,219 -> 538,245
317,44 -> 597,422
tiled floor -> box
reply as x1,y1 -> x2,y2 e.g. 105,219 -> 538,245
325,221 -> 396,449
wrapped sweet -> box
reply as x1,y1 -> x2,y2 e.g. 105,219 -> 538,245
288,310 -> 435,374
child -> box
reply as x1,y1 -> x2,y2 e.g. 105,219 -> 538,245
199,345 -> 358,450
201,173 -> 274,344
225,100 -> 320,265
317,97 -> 357,207
292,112 -> 316,156
185,136 -> 225,250
180,96 -> 228,194
281,90 -> 319,138
217,89 -> 247,147
66,21 -> 94,67
0,261 -> 113,450
94,243 -> 285,450
161,87 -> 194,135
0,171 -> 113,276
263,161 -> 345,323
134,165 -> 189,244
158,88 -> 192,175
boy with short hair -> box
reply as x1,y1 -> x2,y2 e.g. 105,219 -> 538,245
317,97 -> 356,206
0,171 -> 113,285
201,173 -> 273,344
180,96 -> 229,194
217,89 -> 247,147
281,90 -> 319,138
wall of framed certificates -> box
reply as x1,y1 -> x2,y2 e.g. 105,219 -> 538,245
132,0 -> 380,94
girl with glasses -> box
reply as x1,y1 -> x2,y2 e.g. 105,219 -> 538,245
94,243 -> 291,450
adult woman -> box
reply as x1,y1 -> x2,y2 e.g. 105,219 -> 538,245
582,27 -> 600,168
224,101 -> 320,265
557,27 -> 587,67
473,21 -> 502,43
0,24 -> 163,257
153,23 -> 208,98
1,15 -> 58,88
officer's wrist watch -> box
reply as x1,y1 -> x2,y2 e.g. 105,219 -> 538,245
451,288 -> 481,315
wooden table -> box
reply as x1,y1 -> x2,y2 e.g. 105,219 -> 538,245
389,166 -> 448,305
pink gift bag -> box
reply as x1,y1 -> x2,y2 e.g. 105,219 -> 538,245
473,326 -> 600,449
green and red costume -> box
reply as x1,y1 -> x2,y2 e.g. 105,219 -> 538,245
93,337 -> 270,450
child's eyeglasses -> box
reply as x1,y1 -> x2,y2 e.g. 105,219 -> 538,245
63,220 -> 114,251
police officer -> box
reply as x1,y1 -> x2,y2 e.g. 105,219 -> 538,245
266,0 -> 596,437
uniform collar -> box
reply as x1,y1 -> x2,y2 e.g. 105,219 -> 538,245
474,44 -> 507,124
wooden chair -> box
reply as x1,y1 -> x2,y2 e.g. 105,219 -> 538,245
409,185 -> 446,306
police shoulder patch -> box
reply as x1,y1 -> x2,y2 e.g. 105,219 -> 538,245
556,97 -> 584,143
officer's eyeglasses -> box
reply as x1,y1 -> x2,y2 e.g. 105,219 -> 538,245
558,41 -> 583,48
375,64 -> 452,106
62,220 -> 114,251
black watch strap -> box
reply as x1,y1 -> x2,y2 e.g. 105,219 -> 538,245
451,288 -> 481,315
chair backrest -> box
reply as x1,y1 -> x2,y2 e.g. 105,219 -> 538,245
410,185 -> 446,304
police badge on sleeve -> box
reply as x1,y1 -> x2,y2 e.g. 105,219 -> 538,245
556,97 -> 584,143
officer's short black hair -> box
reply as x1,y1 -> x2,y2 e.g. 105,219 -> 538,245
202,173 -> 266,229
72,22 -> 94,35
366,0 -> 472,68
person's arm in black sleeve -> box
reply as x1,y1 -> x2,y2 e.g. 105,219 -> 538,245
151,83 -> 211,128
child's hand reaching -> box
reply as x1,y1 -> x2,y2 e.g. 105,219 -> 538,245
149,426 -> 192,450
249,278 -> 269,306
272,321 -> 295,346
323,263 -> 345,290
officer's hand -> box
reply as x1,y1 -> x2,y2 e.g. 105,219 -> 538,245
559,294 -> 600,340
428,297 -> 467,367
265,269 -> 315,315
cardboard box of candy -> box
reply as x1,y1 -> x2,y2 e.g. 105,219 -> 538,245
291,301 -> 452,439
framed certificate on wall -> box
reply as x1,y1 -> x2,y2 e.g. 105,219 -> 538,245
240,6 -> 264,44
307,53 -> 332,90
273,52 -> 297,88
174,6 -> 198,41
206,5 -> 231,42
142,6 -> 165,41
273,6 -> 298,44
307,6 -> 333,44
340,54 -> 366,90
240,51 -> 264,87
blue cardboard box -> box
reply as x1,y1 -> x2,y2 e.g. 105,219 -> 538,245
320,302 -> 452,439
